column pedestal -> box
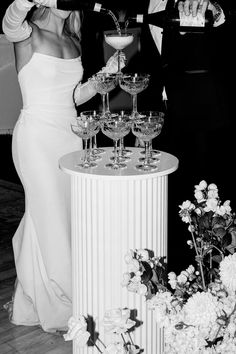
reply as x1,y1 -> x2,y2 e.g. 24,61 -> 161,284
59,148 -> 178,354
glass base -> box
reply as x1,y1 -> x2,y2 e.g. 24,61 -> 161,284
89,154 -> 102,161
119,148 -> 133,156
110,155 -> 131,163
131,112 -> 142,120
135,163 -> 158,172
105,162 -> 127,170
139,157 -> 160,163
151,149 -> 161,156
93,147 -> 106,154
140,149 -> 161,157
75,162 -> 97,169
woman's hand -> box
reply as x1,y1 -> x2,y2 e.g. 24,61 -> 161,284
101,50 -> 126,74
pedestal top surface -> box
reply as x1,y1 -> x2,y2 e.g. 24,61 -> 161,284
59,147 -> 178,180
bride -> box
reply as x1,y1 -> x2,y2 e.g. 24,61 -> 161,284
2,0 -> 124,333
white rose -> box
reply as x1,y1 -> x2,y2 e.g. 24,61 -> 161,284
180,200 -> 194,210
138,283 -> 148,296
223,200 -> 232,214
168,271 -> 177,280
177,273 -> 188,284
204,198 -> 218,212
124,250 -> 134,264
195,180 -> 207,191
137,249 -> 149,261
182,215 -> 191,223
127,259 -> 140,273
216,205 -> 228,216
195,207 -> 201,215
121,272 -> 131,287
227,322 -> 236,336
194,190 -> 204,202
207,189 -> 218,199
208,183 -> 218,190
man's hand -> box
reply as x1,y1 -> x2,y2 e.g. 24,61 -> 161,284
178,0 -> 209,17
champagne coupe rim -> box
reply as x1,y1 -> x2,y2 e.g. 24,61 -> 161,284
93,72 -> 118,78
105,32 -> 134,37
121,73 -> 150,79
138,110 -> 165,118
80,110 -> 103,117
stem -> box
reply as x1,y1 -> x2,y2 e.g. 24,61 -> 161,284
118,49 -> 121,74
88,338 -> 103,353
128,332 -> 134,345
209,249 -> 213,283
113,140 -> 119,167
132,94 -> 138,115
216,303 -> 236,339
93,135 -> 97,149
97,337 -> 106,349
119,138 -> 124,157
144,141 -> 149,166
106,92 -> 110,113
149,140 -> 153,152
188,216 -> 206,291
84,139 -> 89,164
89,137 -> 93,158
146,141 -> 152,163
101,94 -> 106,116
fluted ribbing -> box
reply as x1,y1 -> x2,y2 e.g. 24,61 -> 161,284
71,174 -> 168,354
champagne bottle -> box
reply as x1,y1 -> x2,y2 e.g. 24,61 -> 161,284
56,0 -> 108,13
127,8 -> 214,33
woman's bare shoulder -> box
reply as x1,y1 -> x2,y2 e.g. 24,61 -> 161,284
14,22 -> 40,72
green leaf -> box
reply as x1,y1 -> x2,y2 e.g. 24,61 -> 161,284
212,255 -> 223,263
225,229 -> 236,254
212,224 -> 226,238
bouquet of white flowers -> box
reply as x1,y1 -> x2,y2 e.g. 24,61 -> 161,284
122,180 -> 236,353
64,308 -> 139,353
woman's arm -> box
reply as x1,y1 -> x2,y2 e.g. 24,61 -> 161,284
2,0 -> 34,42
74,50 -> 126,106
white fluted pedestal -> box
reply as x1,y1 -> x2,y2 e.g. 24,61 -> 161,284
59,147 -> 178,354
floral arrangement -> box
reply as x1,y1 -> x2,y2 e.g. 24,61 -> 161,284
64,308 -> 139,353
122,180 -> 236,353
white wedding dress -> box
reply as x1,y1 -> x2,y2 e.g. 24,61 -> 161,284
9,52 -> 83,332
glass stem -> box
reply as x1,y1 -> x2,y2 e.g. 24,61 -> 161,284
147,141 -> 152,161
84,139 -> 89,164
93,135 -> 97,149
119,138 -> 124,156
113,140 -> 119,166
106,92 -> 110,113
101,94 -> 106,116
89,137 -> 93,157
118,49 -> 121,74
132,94 -> 138,115
149,140 -> 153,152
144,141 -> 149,166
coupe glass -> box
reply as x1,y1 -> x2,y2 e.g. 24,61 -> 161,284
71,118 -> 100,169
104,31 -> 134,75
139,111 -> 165,158
119,73 -> 150,118
89,73 -> 118,116
101,115 -> 131,170
118,110 -> 133,160
132,116 -> 163,171
80,110 -> 104,156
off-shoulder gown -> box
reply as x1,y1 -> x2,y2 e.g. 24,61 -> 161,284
9,52 -> 83,332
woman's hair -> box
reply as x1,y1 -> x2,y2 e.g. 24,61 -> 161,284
28,6 -> 82,41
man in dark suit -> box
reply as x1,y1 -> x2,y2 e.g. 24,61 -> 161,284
125,0 -> 236,270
